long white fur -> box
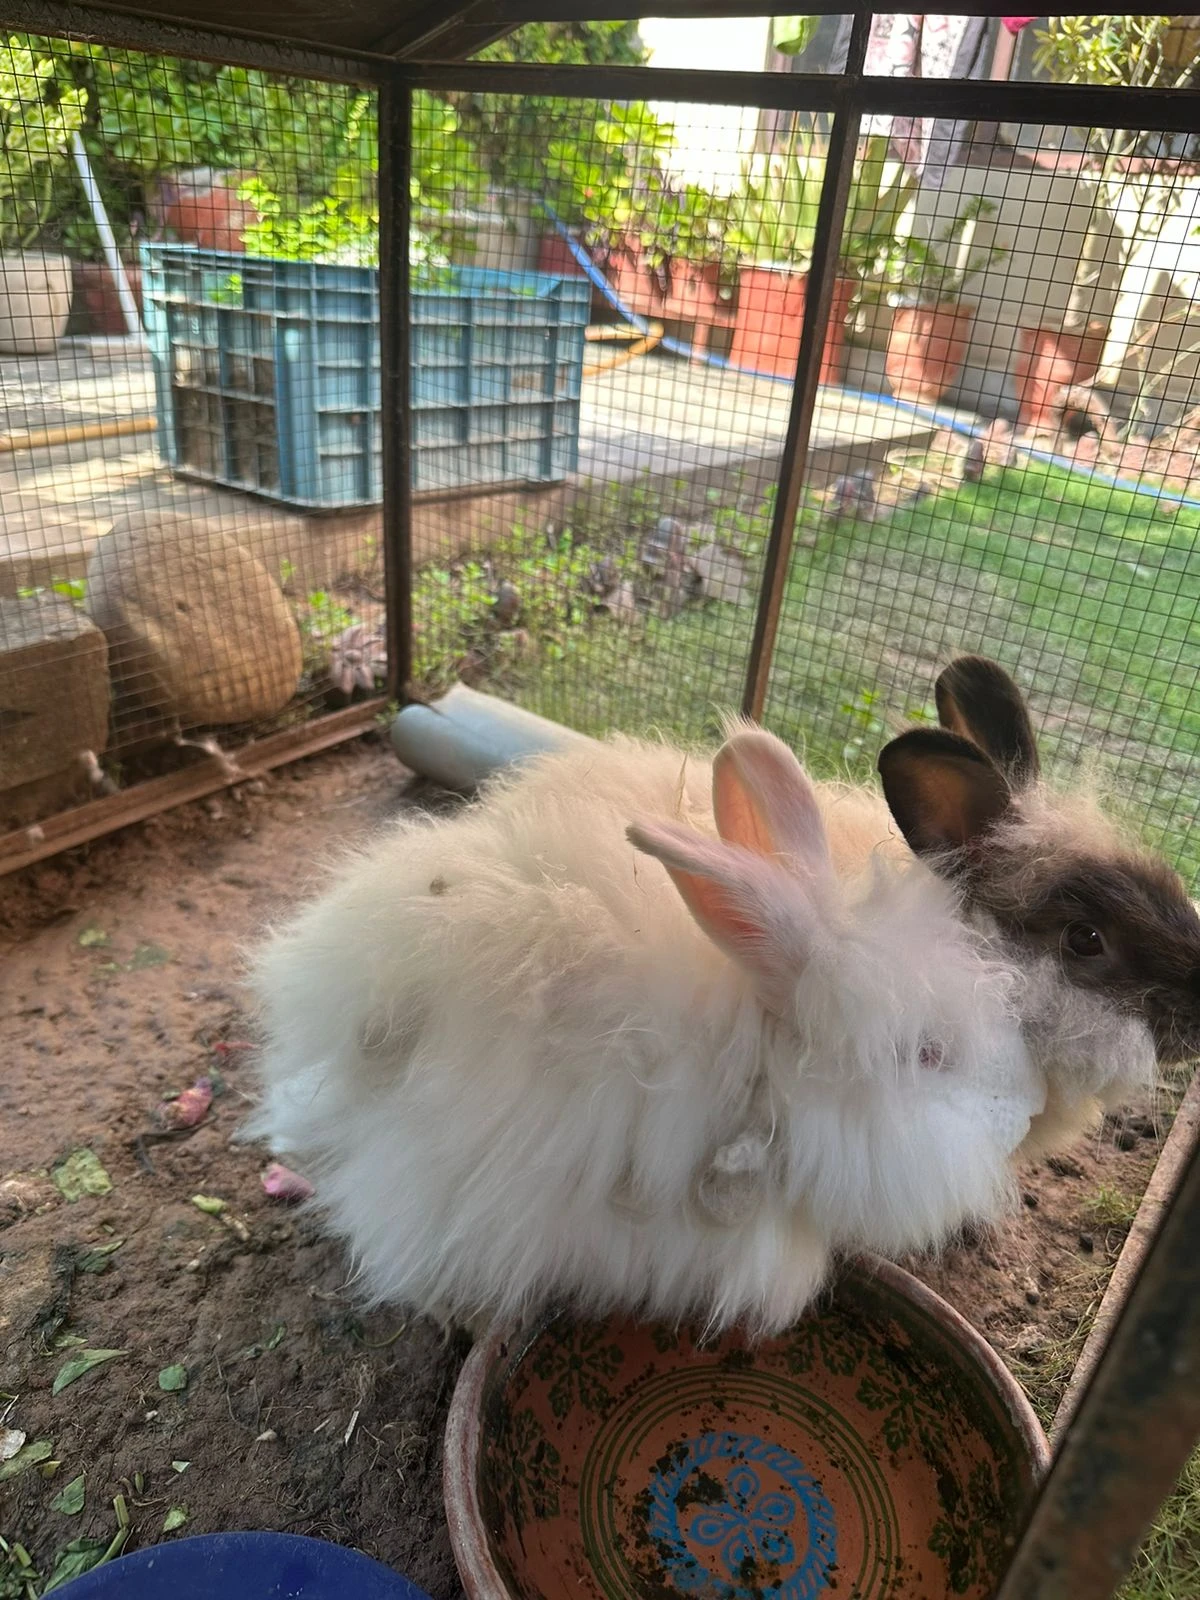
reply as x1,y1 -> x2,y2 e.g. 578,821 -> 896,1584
806,770 -> 1157,1146
246,734 -> 1045,1336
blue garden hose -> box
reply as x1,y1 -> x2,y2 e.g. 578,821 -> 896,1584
540,204 -> 1200,517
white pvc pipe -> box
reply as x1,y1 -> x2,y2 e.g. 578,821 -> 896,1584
390,684 -> 594,792
70,132 -> 143,342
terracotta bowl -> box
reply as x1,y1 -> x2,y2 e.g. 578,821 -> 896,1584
445,1259 -> 1049,1600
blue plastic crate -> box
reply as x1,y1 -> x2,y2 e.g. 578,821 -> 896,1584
140,246 -> 591,510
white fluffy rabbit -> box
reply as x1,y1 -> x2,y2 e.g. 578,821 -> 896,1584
247,726 -> 1044,1335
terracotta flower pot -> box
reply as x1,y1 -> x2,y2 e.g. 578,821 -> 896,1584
1012,323 -> 1107,431
608,236 -> 734,356
537,231 -> 587,278
730,265 -> 853,383
537,232 -> 608,320
0,252 -> 73,354
72,260 -> 143,336
149,170 -> 256,253
885,301 -> 975,405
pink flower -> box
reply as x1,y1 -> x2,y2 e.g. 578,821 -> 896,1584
159,1077 -> 213,1130
261,1162 -> 315,1202
1002,17 -> 1037,35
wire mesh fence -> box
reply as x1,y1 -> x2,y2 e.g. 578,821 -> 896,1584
0,37 -> 385,846
4,18 -> 1200,905
406,83 -> 803,747
407,63 -> 1200,895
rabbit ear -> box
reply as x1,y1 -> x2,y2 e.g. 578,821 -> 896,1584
627,820 -> 817,1009
935,655 -> 1040,788
711,729 -> 830,875
878,727 -> 1013,862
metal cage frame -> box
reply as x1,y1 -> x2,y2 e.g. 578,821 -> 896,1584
0,6 -> 1198,1593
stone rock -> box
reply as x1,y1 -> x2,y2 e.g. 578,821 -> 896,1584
0,596 -> 109,789
692,542 -> 751,607
86,513 -> 302,726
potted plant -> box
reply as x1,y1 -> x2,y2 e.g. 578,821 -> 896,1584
839,134 -> 918,354
1012,316 -> 1109,431
730,124 -> 849,381
0,42 -> 85,354
1020,17 -> 1200,438
885,195 -> 1006,404
530,99 -> 740,352
603,177 -> 743,356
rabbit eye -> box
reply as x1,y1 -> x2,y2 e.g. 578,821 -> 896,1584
1065,924 -> 1105,958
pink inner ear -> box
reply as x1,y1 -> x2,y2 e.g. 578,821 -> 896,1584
627,820 -> 779,979
713,734 -> 829,872
668,864 -> 764,952
627,818 -> 813,1013
713,759 -> 776,855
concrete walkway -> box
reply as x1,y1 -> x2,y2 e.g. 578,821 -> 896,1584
1,338 -> 950,595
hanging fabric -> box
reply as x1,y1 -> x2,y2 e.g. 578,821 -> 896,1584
834,13 -> 996,186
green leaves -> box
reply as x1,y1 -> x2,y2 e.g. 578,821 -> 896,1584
42,1538 -> 110,1593
740,127 -> 824,268
0,1439 -> 52,1484
895,194 -> 1006,308
772,17 -> 820,57
50,1150 -> 112,1203
50,1474 -> 86,1515
51,1349 -> 128,1396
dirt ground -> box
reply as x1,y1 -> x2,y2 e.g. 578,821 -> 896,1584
0,736 -> 1171,1595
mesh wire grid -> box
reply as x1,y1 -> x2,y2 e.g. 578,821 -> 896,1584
0,37 -> 383,837
1,23 -> 1200,904
409,69 -> 1200,893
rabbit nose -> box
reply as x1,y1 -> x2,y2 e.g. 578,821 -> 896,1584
919,1041 -> 945,1070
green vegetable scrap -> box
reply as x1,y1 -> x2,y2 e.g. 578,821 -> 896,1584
0,1440 -> 52,1484
50,1150 -> 112,1203
50,1474 -> 85,1515
51,1349 -> 128,1396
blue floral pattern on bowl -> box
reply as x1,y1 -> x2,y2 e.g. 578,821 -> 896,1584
645,1431 -> 837,1600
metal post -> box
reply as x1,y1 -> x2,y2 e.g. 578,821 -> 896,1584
71,133 -> 143,342
378,76 -> 415,702
994,1131 -> 1200,1600
740,10 -> 871,722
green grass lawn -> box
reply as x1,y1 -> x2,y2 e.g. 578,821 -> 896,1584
1122,1450 -> 1200,1600
510,456 -> 1200,889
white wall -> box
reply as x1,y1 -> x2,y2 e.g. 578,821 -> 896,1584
916,155 -> 1200,424
638,16 -> 772,194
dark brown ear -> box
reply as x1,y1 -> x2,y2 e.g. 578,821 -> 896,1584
878,728 -> 1014,861
935,656 -> 1040,788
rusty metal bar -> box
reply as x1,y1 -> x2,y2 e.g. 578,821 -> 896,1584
379,77 -> 415,703
994,1130 -> 1200,1600
0,0 -> 392,82
862,72 -> 1200,135
401,60 -> 841,112
740,12 -> 869,723
374,0 -> 510,59
1052,1074 -> 1200,1446
0,703 -> 385,880
404,58 -> 1200,137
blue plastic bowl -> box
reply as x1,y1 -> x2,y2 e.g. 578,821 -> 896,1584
48,1532 -> 434,1599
